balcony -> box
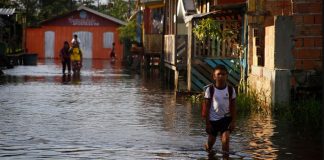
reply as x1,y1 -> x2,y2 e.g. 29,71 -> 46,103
141,0 -> 163,3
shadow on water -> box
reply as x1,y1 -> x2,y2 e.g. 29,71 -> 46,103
0,59 -> 322,159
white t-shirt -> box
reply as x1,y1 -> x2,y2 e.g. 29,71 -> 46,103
71,38 -> 81,46
204,85 -> 236,121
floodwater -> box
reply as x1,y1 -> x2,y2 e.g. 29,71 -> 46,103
0,59 -> 322,159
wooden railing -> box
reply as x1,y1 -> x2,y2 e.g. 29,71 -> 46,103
142,0 -> 163,3
194,38 -> 240,58
193,21 -> 241,59
164,35 -> 175,65
190,20 -> 243,91
144,34 -> 162,55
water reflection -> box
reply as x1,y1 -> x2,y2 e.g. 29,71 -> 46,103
0,59 -> 321,159
238,113 -> 278,159
61,74 -> 71,84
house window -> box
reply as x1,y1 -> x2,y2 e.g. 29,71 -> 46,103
103,32 -> 114,48
254,28 -> 265,66
151,8 -> 163,34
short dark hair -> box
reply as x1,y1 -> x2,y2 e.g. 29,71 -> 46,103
214,64 -> 228,73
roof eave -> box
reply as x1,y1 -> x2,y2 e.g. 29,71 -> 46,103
0,8 -> 16,16
184,2 -> 247,23
77,6 -> 126,25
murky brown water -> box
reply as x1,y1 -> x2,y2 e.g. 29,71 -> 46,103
0,59 -> 322,159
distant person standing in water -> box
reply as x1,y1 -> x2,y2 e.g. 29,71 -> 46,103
59,41 -> 71,74
110,42 -> 116,62
70,42 -> 83,74
71,34 -> 81,46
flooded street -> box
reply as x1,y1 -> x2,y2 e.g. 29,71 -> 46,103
0,59 -> 322,159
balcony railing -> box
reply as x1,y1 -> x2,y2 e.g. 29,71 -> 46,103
144,34 -> 162,55
141,0 -> 163,3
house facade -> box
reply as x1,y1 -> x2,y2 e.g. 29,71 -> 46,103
161,0 -> 322,105
246,0 -> 322,105
142,0 -> 164,54
183,0 -> 247,92
25,6 -> 126,60
164,0 -> 197,91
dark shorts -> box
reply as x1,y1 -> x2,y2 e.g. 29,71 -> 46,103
209,117 -> 232,137
72,61 -> 81,70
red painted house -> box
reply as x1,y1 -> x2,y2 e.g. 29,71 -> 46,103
26,6 -> 126,59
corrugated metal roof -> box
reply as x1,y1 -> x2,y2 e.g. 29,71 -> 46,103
184,3 -> 246,23
40,5 -> 126,26
0,8 -> 15,15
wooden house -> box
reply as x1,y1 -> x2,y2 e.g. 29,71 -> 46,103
141,0 -> 164,65
162,0 -> 247,92
162,0 -> 322,105
161,0 -> 198,91
25,6 -> 126,60
142,1 -> 164,52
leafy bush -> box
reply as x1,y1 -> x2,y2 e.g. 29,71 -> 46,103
117,20 -> 137,43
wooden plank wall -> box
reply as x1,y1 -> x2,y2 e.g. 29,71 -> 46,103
144,34 -> 162,55
164,35 -> 175,65
193,21 -> 241,59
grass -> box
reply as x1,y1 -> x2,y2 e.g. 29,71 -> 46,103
185,93 -> 204,104
236,85 -> 271,115
236,84 -> 322,129
186,83 -> 322,129
273,98 -> 322,129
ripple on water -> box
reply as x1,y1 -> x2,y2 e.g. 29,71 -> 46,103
0,59 -> 321,159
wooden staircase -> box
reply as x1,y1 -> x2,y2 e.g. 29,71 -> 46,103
176,36 -> 188,92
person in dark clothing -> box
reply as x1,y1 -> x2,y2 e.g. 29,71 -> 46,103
60,41 -> 71,74
110,42 -> 116,62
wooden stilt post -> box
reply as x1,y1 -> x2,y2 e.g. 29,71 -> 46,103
187,21 -> 193,91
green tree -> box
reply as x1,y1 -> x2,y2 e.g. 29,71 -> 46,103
0,0 -> 18,8
80,0 -> 97,9
193,18 -> 235,42
15,0 -> 39,26
38,0 -> 77,21
117,19 -> 136,42
99,0 -> 134,21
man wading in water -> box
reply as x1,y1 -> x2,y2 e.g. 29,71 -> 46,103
202,64 -> 237,159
